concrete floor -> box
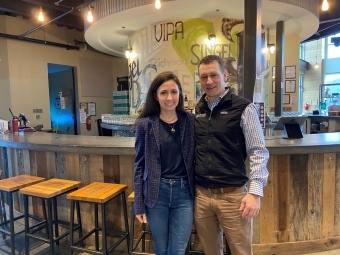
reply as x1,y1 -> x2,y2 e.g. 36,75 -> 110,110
0,211 -> 339,255
0,217 -> 129,255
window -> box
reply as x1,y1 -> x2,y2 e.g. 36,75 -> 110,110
327,33 -> 340,59
325,74 -> 340,84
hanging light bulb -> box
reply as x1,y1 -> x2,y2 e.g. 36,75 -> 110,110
315,39 -> 319,69
322,0 -> 329,11
38,7 -> 44,22
87,6 -> 93,23
125,49 -> 131,59
155,0 -> 161,9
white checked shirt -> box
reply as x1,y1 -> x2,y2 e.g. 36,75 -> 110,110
205,89 -> 269,197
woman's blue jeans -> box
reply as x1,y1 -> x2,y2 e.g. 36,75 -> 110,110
146,178 -> 193,255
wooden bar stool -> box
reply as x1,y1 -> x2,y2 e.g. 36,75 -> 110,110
0,174 -> 46,255
67,182 -> 129,255
128,192 -> 153,255
19,178 -> 82,255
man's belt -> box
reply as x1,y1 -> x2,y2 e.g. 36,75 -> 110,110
200,186 -> 240,194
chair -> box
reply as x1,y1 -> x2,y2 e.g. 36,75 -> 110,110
97,119 -> 112,136
0,174 -> 46,255
67,182 -> 129,255
19,178 -> 82,255
128,192 -> 152,255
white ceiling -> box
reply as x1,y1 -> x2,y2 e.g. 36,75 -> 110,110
85,0 -> 319,57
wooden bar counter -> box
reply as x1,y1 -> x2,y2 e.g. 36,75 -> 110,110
1,132 -> 340,254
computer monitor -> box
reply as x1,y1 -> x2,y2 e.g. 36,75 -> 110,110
273,116 -> 308,139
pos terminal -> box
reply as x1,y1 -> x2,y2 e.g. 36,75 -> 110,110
273,116 -> 308,139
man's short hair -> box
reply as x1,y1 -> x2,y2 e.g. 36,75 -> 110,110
197,55 -> 225,74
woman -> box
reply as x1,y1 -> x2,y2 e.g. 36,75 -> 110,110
133,71 -> 195,255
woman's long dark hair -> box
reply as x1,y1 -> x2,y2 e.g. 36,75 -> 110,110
137,71 -> 185,120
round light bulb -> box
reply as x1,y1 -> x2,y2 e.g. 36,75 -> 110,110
322,0 -> 329,11
155,0 -> 161,9
315,63 -> 319,69
87,10 -> 93,22
38,9 -> 44,22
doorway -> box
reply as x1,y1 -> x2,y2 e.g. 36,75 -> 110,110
48,63 -> 78,135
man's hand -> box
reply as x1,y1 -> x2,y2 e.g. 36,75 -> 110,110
136,214 -> 147,223
239,193 -> 261,219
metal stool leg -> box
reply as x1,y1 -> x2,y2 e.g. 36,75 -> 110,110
69,200 -> 75,255
0,191 -> 7,239
94,203 -> 99,250
24,195 -> 29,255
129,202 -> 134,255
41,198 -> 49,239
8,191 -> 15,255
47,198 -> 55,255
101,203 -> 107,255
76,201 -> 83,246
53,197 -> 59,245
121,192 -> 129,253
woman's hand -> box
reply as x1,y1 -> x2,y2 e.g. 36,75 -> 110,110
136,214 -> 147,223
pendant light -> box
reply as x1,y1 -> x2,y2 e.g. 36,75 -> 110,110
314,40 -> 319,69
322,0 -> 329,11
38,6 -> 44,22
87,6 -> 93,23
155,0 -> 161,9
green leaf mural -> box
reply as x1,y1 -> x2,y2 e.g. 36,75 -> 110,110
172,18 -> 215,77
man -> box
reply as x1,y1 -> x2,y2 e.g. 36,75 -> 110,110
194,55 -> 269,255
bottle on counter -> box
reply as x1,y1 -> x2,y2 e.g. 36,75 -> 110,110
12,116 -> 19,134
188,98 -> 194,113
184,94 -> 188,110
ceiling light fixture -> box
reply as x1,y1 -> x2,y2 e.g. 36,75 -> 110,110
125,49 -> 137,59
87,6 -> 93,22
155,0 -> 161,9
315,39 -> 319,69
322,0 -> 329,11
38,6 -> 44,22
269,44 -> 276,54
208,34 -> 217,47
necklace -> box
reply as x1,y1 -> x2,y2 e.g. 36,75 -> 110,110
159,115 -> 176,133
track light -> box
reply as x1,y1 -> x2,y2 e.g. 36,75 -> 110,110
155,0 -> 161,9
322,0 -> 329,11
38,7 -> 44,22
87,6 -> 93,22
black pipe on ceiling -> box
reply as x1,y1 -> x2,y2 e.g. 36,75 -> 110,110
0,32 -> 79,50
20,0 -> 96,38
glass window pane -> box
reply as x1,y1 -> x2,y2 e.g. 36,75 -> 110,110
327,45 -> 340,58
325,74 -> 340,84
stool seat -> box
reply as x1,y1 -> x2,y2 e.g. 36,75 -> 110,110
128,191 -> 134,203
67,182 -> 127,203
20,178 -> 81,198
0,174 -> 45,192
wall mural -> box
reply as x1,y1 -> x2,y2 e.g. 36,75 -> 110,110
127,17 -> 269,114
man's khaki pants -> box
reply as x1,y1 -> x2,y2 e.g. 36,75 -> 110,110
194,186 -> 253,255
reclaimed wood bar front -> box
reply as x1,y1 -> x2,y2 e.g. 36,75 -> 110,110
1,132 -> 340,254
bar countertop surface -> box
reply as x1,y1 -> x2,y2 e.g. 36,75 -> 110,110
1,132 -> 340,155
